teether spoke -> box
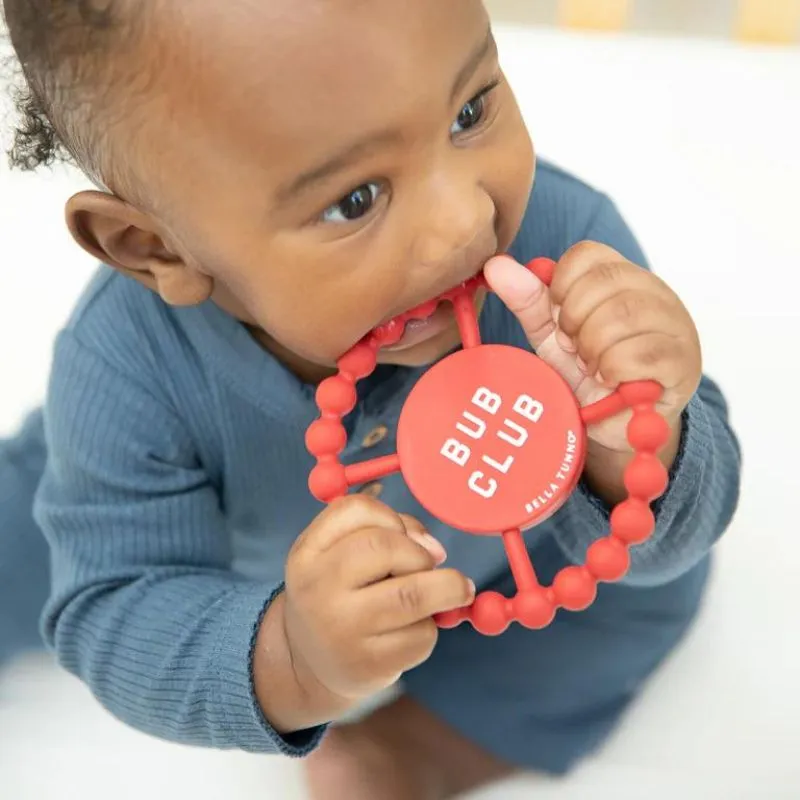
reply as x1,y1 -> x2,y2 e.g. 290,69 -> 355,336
344,455 -> 402,486
451,288 -> 482,349
580,380 -> 665,427
580,391 -> 629,425
502,528 -> 539,592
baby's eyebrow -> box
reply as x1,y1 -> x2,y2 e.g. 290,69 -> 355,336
276,23 -> 496,205
450,24 -> 495,106
277,128 -> 401,205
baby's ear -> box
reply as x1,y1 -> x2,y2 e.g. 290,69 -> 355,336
65,190 -> 213,306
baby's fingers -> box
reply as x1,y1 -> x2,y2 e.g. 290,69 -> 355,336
575,290 -> 684,374
399,513 -> 446,566
484,255 -> 555,349
359,569 -> 476,633
595,333 -> 696,393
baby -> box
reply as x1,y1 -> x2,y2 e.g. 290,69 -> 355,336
0,1 -> 741,797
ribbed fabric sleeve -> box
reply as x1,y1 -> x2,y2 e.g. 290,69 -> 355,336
35,332 -> 324,754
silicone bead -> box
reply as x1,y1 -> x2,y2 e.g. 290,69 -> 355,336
624,452 -> 669,500
586,536 -> 631,581
512,589 -> 557,630
471,592 -> 510,636
610,498 -> 656,545
316,376 -> 357,416
309,462 -> 348,503
552,566 -> 598,611
373,320 -> 405,347
409,300 -> 439,320
527,256 -> 556,285
628,409 -> 671,451
337,343 -> 378,380
619,380 -> 663,405
433,609 -> 464,629
305,418 -> 348,457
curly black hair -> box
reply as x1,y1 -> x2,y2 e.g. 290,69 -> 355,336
2,0 -> 135,184
6,74 -> 72,170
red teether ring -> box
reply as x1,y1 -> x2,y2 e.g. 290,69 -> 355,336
306,258 -> 670,636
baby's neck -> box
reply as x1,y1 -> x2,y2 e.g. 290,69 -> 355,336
244,324 -> 337,385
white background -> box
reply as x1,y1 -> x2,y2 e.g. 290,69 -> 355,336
2,24 -> 800,800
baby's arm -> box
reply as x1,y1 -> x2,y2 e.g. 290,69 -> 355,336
547,196 -> 742,586
35,331 -> 320,754
36,331 -> 472,749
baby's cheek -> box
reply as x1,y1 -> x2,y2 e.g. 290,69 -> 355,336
273,296 -> 382,363
493,120 -> 535,251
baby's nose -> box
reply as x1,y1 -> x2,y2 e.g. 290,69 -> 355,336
413,180 -> 497,269
419,222 -> 499,292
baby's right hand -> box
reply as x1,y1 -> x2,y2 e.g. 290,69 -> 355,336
282,495 -> 475,703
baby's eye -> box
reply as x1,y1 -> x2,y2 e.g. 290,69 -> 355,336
450,92 -> 487,136
322,183 -> 381,224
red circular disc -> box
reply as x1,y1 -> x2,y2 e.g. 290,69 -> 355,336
397,345 -> 586,535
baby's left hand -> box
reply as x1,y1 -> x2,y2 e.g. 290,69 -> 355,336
484,242 -> 702,456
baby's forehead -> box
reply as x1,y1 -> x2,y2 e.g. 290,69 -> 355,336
140,3 -> 483,137
122,0 -> 491,205
148,0 -> 486,100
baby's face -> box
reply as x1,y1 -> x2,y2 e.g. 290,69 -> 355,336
128,0 -> 534,380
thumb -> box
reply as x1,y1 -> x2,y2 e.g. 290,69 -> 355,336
484,256 -> 556,349
399,514 -> 447,566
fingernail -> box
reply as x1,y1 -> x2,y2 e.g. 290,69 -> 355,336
487,257 -> 544,293
509,259 -> 545,289
467,579 -> 477,598
409,531 -> 447,564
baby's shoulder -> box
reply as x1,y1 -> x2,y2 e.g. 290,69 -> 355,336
59,266 -> 195,392
66,266 -> 167,331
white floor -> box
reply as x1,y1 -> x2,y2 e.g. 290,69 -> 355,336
1,25 -> 800,800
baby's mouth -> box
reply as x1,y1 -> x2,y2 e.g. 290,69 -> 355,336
374,272 -> 487,353
377,301 -> 452,352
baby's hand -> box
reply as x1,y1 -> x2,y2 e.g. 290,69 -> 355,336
484,243 -> 702,454
281,496 -> 474,704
